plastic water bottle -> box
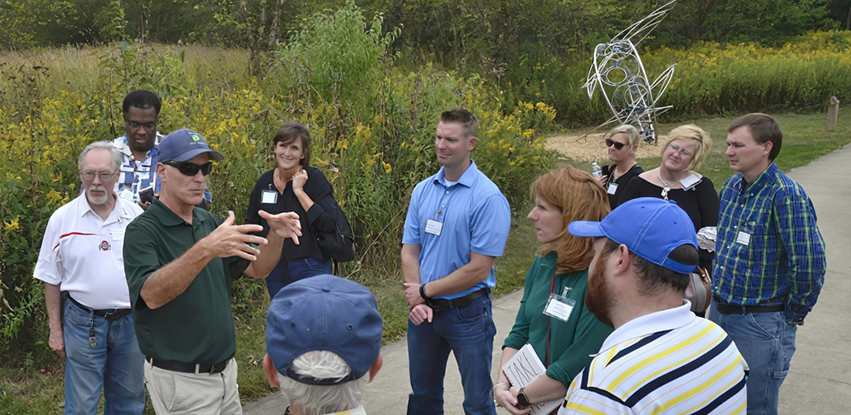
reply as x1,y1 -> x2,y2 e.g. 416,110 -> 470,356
591,162 -> 602,179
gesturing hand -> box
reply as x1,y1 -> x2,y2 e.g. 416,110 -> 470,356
259,210 -> 302,245
203,211 -> 268,261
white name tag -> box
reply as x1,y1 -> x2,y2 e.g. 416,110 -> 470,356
736,231 -> 751,245
109,229 -> 125,242
261,190 -> 278,204
543,295 -> 576,322
680,174 -> 700,190
607,183 -> 618,195
425,219 -> 443,236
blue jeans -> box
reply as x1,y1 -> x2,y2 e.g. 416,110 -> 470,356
709,301 -> 796,415
63,299 -> 146,415
265,260 -> 294,299
406,295 -> 497,415
288,257 -> 333,281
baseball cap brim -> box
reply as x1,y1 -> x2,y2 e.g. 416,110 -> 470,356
568,221 -> 606,238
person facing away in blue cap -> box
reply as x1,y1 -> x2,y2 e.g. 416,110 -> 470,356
558,197 -> 749,415
263,274 -> 384,415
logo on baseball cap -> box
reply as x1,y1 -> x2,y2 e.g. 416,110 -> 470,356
157,129 -> 224,163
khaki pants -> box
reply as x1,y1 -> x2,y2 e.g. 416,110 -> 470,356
145,357 -> 243,415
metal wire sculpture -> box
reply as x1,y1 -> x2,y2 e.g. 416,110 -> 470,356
582,0 -> 678,143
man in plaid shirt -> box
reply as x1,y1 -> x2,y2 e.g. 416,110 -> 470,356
710,113 -> 826,415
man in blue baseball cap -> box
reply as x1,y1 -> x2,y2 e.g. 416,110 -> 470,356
557,197 -> 749,415
263,274 -> 384,415
124,128 -> 303,414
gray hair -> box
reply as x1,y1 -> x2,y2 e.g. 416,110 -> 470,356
277,351 -> 368,415
78,141 -> 122,171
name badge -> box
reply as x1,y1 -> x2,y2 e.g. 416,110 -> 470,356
607,183 -> 618,195
736,231 -> 751,246
543,294 -> 576,322
680,174 -> 701,190
109,229 -> 125,242
425,219 -> 443,236
261,190 -> 278,204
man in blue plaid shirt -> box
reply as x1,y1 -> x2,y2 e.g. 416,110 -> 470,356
710,113 -> 826,415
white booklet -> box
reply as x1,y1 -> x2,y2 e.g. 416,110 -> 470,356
502,343 -> 563,415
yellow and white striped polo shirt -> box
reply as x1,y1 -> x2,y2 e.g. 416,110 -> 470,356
559,303 -> 748,415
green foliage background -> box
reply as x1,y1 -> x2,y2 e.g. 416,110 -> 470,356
0,2 -> 557,361
1,0 -> 851,410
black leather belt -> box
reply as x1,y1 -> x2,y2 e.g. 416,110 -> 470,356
146,357 -> 230,375
427,288 -> 489,310
69,297 -> 131,321
715,302 -> 785,315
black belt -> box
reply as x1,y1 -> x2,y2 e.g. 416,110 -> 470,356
427,288 -> 489,310
715,301 -> 785,315
68,297 -> 132,321
146,357 -> 231,375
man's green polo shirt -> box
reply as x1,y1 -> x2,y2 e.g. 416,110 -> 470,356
124,198 -> 248,364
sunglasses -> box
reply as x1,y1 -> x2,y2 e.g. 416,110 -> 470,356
605,138 -> 627,150
164,161 -> 213,176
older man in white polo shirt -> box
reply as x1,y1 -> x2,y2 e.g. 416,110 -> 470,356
34,141 -> 146,414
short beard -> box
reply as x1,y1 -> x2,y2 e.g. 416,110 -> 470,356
586,253 -> 614,327
86,188 -> 109,206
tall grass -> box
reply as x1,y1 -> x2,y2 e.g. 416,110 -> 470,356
505,31 -> 851,126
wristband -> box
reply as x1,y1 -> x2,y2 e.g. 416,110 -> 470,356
492,381 -> 509,391
419,283 -> 432,303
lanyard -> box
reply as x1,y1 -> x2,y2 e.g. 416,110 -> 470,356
545,271 -> 578,366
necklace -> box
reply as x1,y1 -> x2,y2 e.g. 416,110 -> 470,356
657,169 -> 672,200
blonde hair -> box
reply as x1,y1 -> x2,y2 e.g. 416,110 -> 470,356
531,166 -> 610,274
606,124 -> 641,147
660,124 -> 712,170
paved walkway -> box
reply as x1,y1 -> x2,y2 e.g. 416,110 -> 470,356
245,144 -> 851,415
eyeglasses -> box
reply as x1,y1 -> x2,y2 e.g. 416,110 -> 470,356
164,161 -> 213,176
81,169 -> 118,181
125,120 -> 156,130
605,138 -> 627,150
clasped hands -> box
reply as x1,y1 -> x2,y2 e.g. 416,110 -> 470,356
205,210 -> 302,261
404,282 -> 433,326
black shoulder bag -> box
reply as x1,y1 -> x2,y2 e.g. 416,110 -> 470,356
317,199 -> 356,263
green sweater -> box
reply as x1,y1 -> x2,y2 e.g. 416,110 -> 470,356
502,252 -> 612,386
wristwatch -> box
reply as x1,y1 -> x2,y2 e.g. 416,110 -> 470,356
419,283 -> 433,305
516,387 -> 531,408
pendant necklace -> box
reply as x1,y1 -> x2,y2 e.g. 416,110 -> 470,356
657,169 -> 672,200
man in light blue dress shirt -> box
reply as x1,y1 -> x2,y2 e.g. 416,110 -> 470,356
402,108 -> 511,415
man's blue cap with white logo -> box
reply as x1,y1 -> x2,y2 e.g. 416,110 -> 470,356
157,129 -> 223,162
568,197 -> 698,275
266,274 -> 383,385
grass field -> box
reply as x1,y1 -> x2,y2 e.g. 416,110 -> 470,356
1,111 -> 848,412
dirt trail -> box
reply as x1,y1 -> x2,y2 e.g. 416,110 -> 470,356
545,133 -> 665,162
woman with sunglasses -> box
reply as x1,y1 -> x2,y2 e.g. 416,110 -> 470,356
619,124 -> 719,279
245,122 -> 341,298
494,166 -> 612,414
600,124 -> 643,209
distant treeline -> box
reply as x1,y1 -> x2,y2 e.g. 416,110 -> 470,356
2,1 -> 848,56
2,0 -> 849,125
